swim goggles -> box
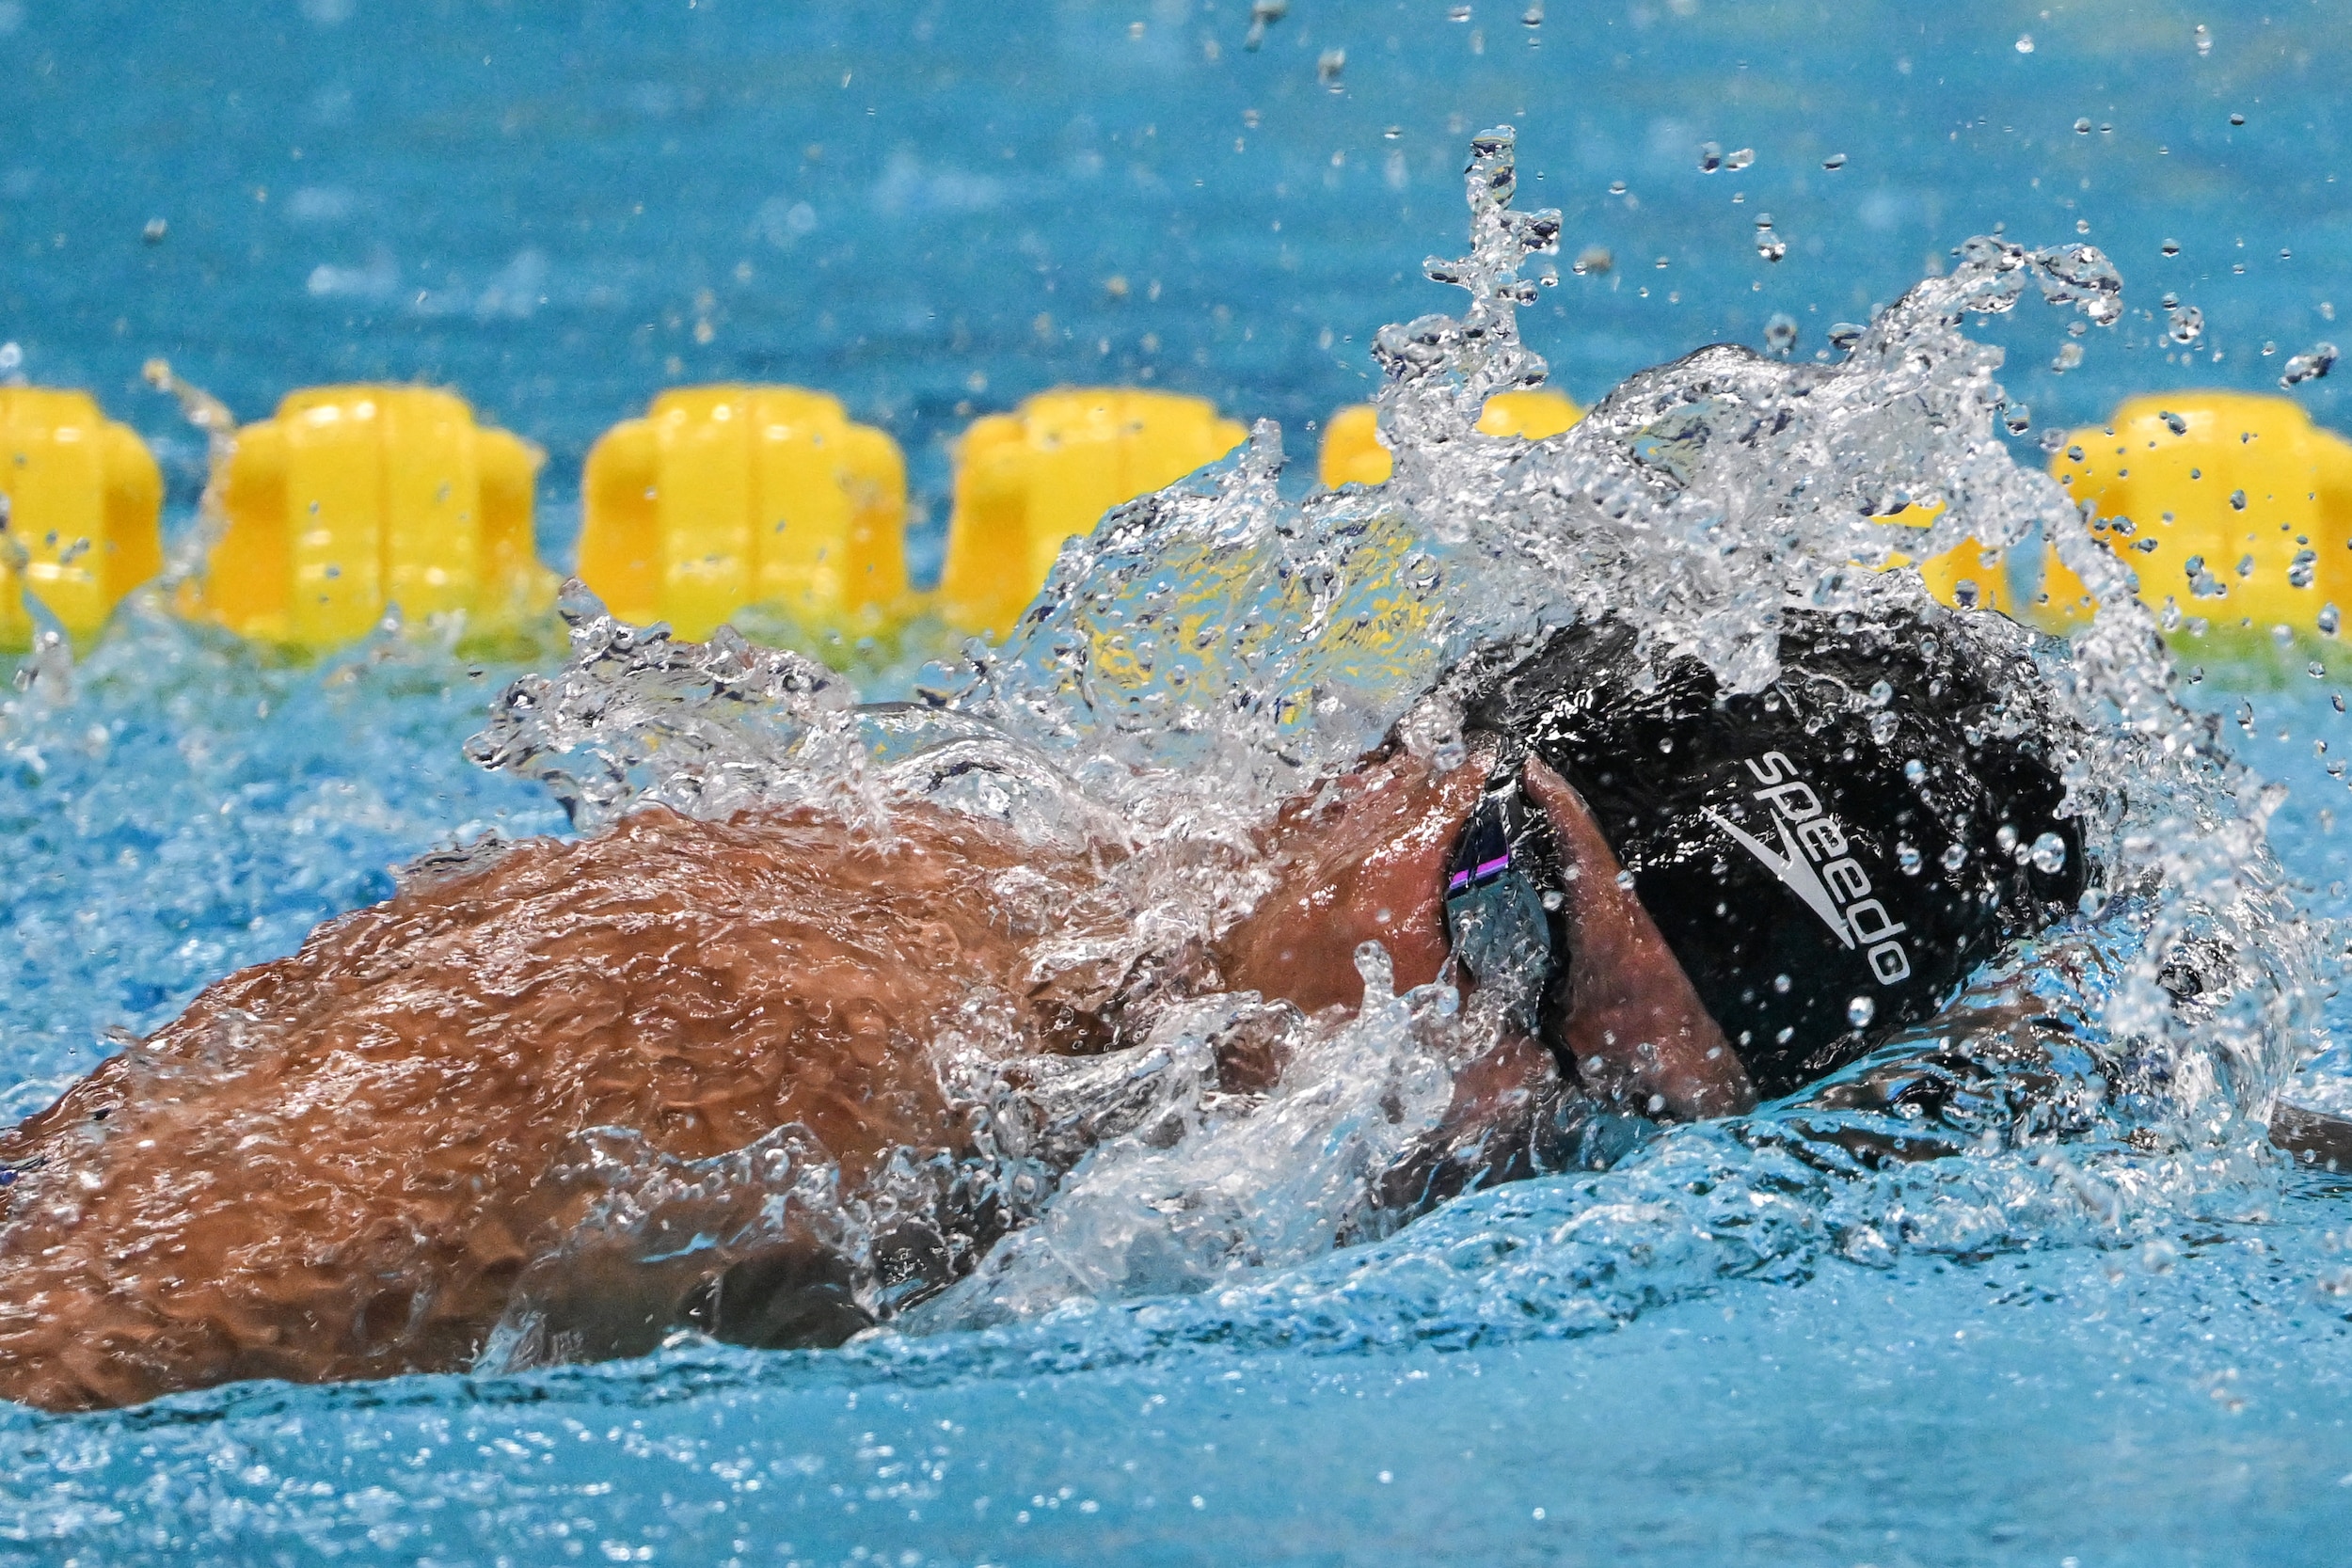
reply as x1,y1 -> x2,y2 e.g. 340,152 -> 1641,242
1440,757 -> 1568,1043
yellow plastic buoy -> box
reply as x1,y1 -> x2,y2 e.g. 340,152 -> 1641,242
0,388 -> 164,652
2052,391 -> 2352,639
1316,388 -> 1583,489
937,388 -> 1247,635
188,385 -> 549,649
578,386 -> 908,642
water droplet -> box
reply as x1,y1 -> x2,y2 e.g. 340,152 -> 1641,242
1724,147 -> 1755,172
1244,0 -> 1289,49
2312,661 -> 2329,680
2065,443 -> 2086,461
1942,842 -> 1969,871
1829,322 -> 1865,351
1897,842 -> 1923,874
1756,234 -> 1788,263
1522,1 -> 1544,25
1847,995 -> 1877,1028
2166,303 -> 2204,343
1697,140 -> 1723,173
1772,973 -> 1792,994
2230,489 -> 2249,512
141,216 -> 167,244
2051,341 -> 2083,372
1447,3 -> 1471,18
1573,244 -> 1613,276
2078,886 -> 2109,918
2229,112 -> 2246,126
1316,48 -> 1345,89
2161,238 -> 2182,257
2029,832 -> 2068,873
2160,409 -> 2188,435
0,342 -> 20,374
1903,757 -> 1926,784
2282,341 -> 2338,388
2291,549 -> 2318,589
1608,179 -> 1629,196
2004,405 -> 2033,434
1822,152 -> 1847,170
2194,24 -> 2213,56
2323,604 -> 2344,638
1763,313 -> 1799,356
2015,32 -> 2034,53
2074,118 -> 2092,135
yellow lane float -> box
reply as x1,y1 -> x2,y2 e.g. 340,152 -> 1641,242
186,385 -> 550,650
1316,389 -> 1583,489
938,388 -> 1247,635
578,386 -> 908,643
2052,391 -> 2352,640
0,388 -> 163,652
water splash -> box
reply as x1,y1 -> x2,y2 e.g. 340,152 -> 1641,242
453,129 -> 2328,1351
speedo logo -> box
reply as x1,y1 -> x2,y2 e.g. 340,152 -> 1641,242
1701,752 -> 1913,987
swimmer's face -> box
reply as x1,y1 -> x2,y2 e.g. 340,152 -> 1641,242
1218,741 -> 1752,1119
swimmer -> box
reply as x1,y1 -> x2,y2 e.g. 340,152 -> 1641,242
2,610 -> 2344,1411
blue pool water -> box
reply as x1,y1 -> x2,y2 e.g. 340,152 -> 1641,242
8,3 -> 2352,1563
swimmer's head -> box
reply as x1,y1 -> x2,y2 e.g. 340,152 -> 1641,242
1448,610 -> 2088,1098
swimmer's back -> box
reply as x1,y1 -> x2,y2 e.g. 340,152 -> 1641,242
0,802 -> 1115,1410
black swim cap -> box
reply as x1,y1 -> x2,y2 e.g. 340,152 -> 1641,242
1459,610 -> 2087,1098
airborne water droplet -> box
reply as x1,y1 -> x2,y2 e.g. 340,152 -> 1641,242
2015,32 -> 2034,53
1697,140 -> 1723,173
1848,995 -> 1876,1028
1724,147 -> 1755,171
2161,238 -> 2182,257
2030,832 -> 2069,873
2282,342 -> 2338,388
1942,842 -> 1968,871
1897,842 -> 1923,874
2195,23 -> 2213,56
1763,313 -> 1799,356
2230,489 -> 2249,511
2074,118 -> 2092,135
1822,152 -> 1847,170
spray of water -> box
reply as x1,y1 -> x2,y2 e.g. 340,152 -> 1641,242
414,127 -> 2336,1355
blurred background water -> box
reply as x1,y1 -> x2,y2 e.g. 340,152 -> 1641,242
5,2 -> 2352,1563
